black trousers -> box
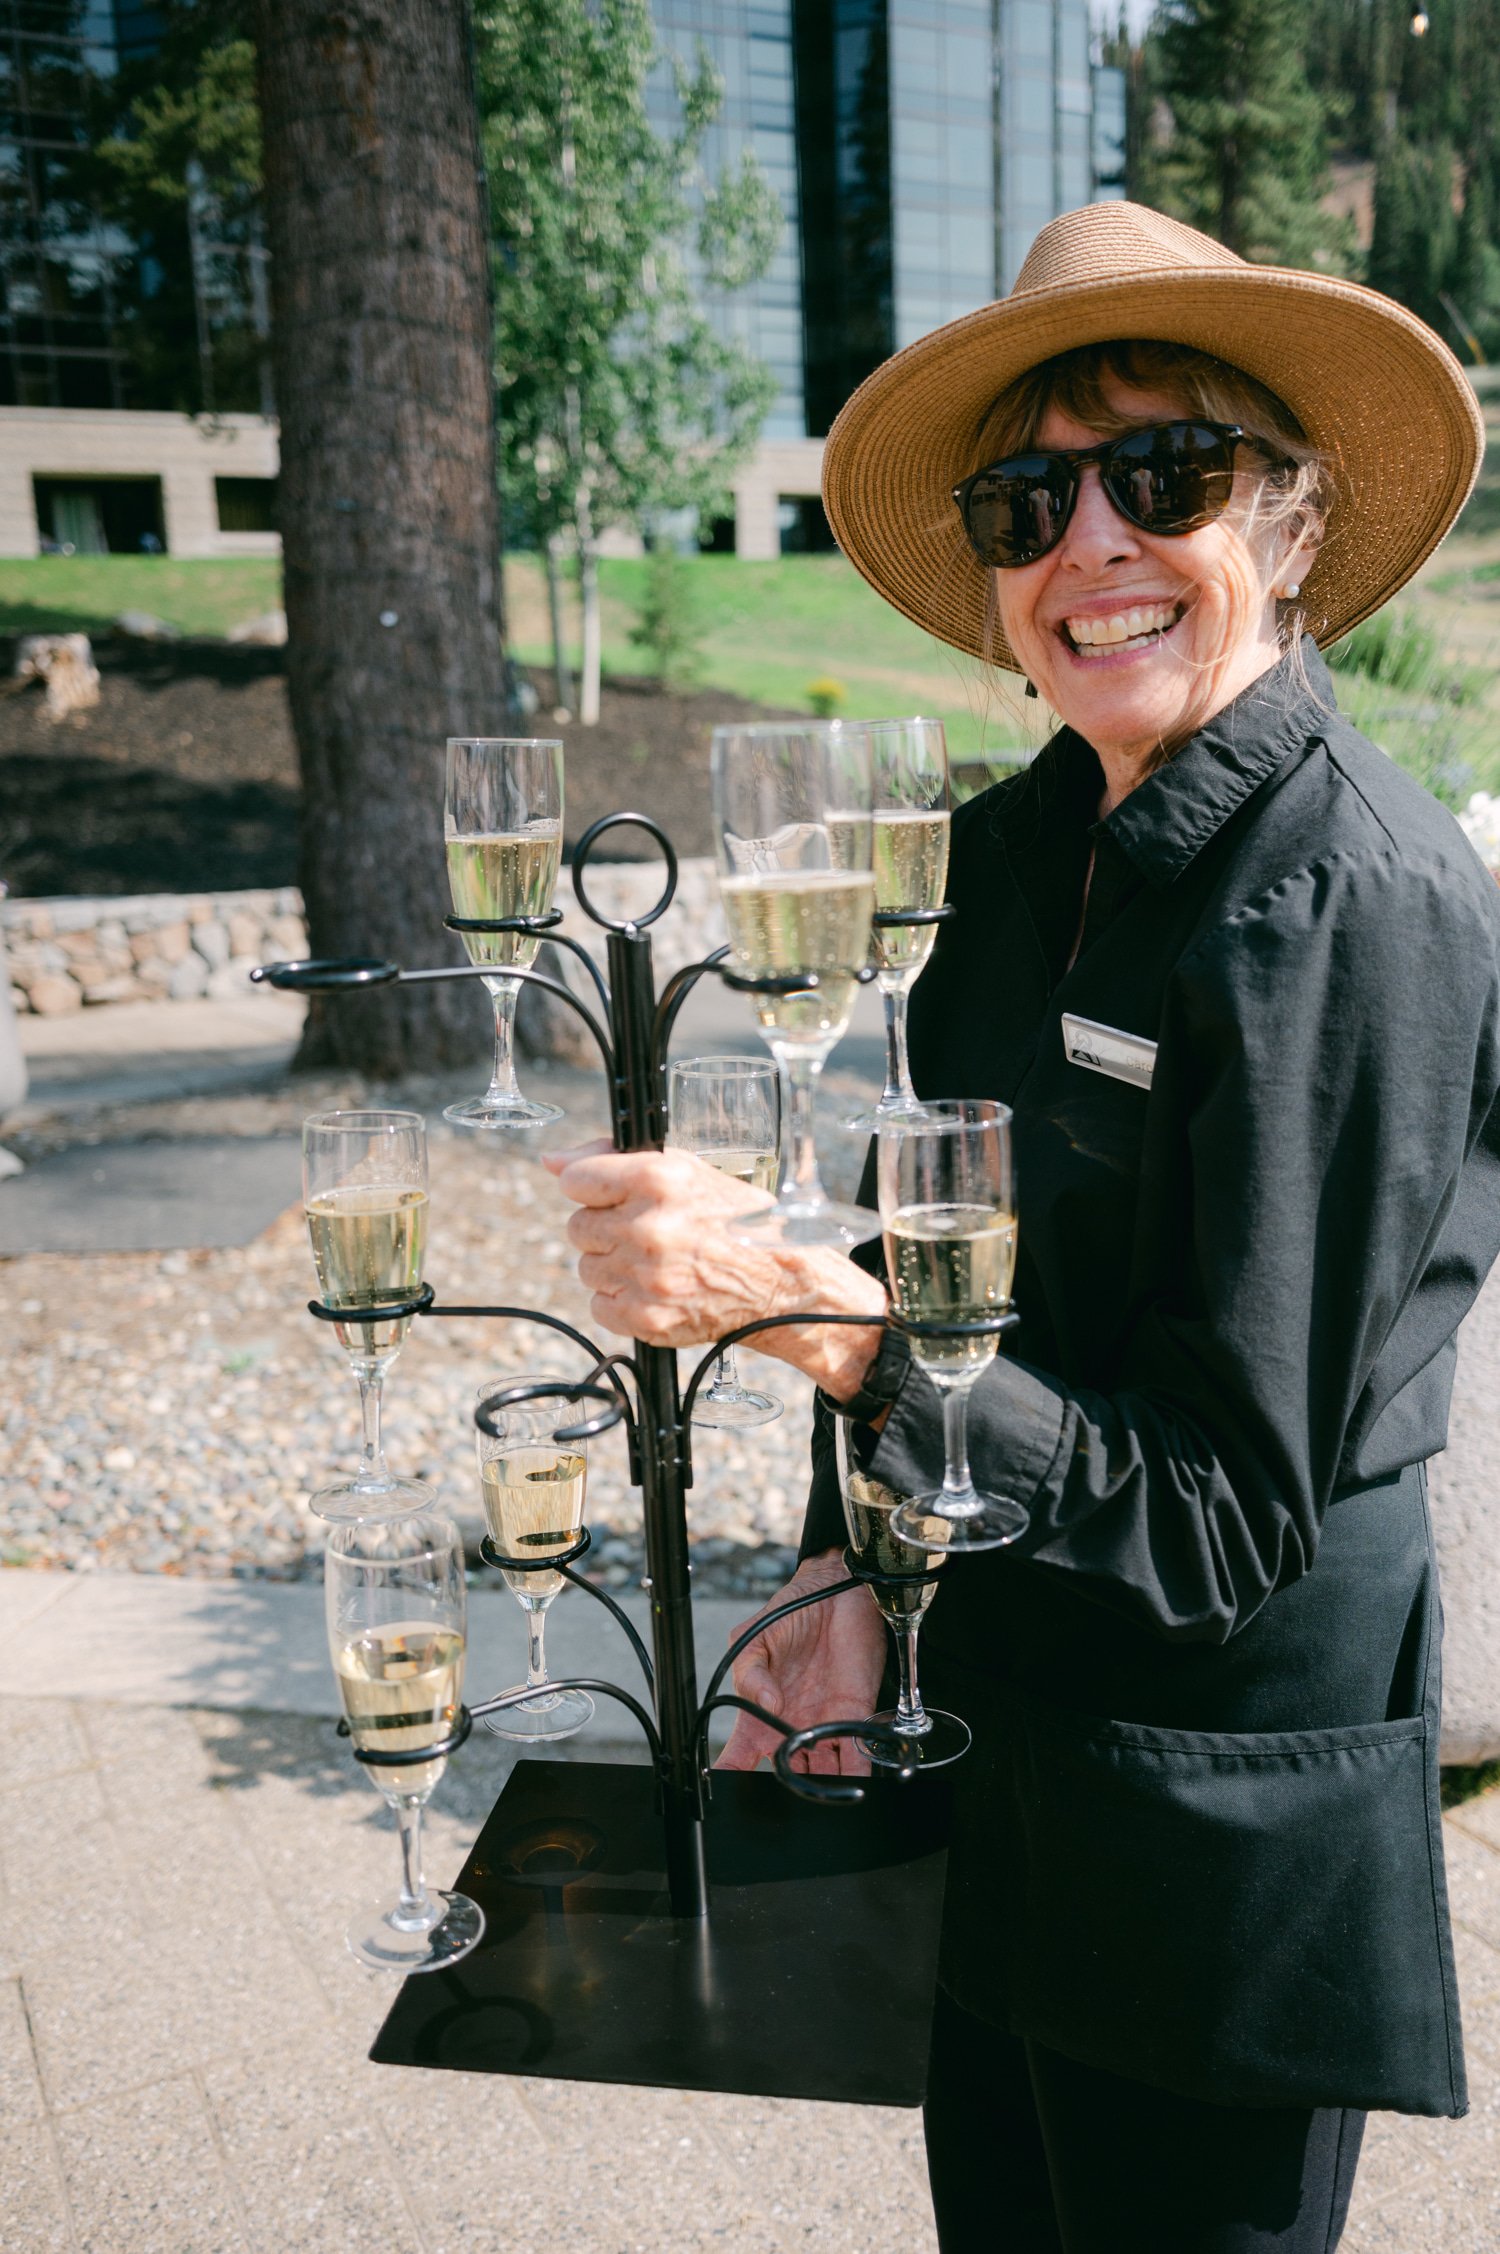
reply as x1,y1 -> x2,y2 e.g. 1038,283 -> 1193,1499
924,1989 -> 1365,2254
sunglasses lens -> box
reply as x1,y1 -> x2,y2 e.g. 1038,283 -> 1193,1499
963,455 -> 1075,566
1105,423 -> 1236,533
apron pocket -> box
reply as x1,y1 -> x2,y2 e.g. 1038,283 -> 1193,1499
988,1693 -> 1462,2114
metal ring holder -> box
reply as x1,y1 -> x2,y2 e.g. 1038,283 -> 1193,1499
268,815 -> 1012,1914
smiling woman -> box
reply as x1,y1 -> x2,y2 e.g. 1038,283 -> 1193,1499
545,201 -> 1500,2252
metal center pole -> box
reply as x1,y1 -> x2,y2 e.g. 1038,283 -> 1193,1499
606,927 -> 709,1918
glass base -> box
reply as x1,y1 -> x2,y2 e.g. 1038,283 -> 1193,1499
693,1383 -> 784,1431
730,1196 -> 881,1251
844,1093 -> 933,1132
860,1706 -> 971,1771
346,1887 -> 485,1974
308,1472 -> 433,1526
443,1092 -> 564,1131
482,1684 -> 595,1742
891,1493 -> 1027,1553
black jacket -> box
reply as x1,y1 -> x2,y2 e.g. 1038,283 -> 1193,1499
802,643 -> 1500,2114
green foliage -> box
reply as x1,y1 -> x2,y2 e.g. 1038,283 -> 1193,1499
1326,606 -> 1462,697
474,0 -> 780,550
1327,605 -> 1494,808
0,557 -> 283,639
1142,0 -> 1354,269
1441,1760 -> 1500,1811
628,545 -> 703,688
805,677 -> 846,717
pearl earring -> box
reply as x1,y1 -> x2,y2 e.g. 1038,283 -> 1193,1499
1281,580 -> 1302,599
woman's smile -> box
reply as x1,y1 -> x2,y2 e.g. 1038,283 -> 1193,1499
1054,594 -> 1192,660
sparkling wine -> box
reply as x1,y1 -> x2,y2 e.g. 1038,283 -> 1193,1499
719,869 -> 876,1044
306,1185 -> 428,1360
481,1445 -> 588,1599
446,825 -> 562,972
697,1146 -> 778,1193
335,1619 -> 464,1796
886,1200 -> 1017,1377
872,809 -> 951,975
843,1467 -> 948,1623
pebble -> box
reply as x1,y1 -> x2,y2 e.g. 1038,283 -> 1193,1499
0,1129 -> 819,1594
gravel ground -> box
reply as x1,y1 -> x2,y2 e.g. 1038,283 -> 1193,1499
0,1079 -> 825,1598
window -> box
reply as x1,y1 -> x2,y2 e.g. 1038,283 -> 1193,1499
215,476 -> 278,533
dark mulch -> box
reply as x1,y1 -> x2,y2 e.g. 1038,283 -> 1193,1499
0,638 -> 791,897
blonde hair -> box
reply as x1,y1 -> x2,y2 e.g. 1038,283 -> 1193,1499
975,340 -> 1332,730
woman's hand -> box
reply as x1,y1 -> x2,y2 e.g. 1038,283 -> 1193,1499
716,1550 -> 887,1777
543,1145 -> 886,1399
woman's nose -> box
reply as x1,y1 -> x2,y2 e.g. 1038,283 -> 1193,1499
1060,463 -> 1141,572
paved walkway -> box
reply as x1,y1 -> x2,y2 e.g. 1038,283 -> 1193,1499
4,1562 -> 1500,2250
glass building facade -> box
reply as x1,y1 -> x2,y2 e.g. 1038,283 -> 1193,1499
651,0 -> 1127,443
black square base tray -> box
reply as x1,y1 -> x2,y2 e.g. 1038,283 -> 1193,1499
370,1758 -> 950,2106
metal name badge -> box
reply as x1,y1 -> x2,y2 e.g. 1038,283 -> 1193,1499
1060,1012 -> 1157,1092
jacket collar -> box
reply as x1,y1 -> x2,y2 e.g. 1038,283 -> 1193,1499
1022,639 -> 1334,886
1098,639 -> 1334,883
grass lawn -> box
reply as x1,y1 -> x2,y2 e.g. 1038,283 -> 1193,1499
503,551 -> 1036,770
0,555 -> 283,640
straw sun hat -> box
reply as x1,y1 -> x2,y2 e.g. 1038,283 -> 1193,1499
821,201 -> 1485,672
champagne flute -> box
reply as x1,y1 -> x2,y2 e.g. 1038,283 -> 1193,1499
443,735 -> 565,1131
877,1099 -> 1027,1551
304,1109 -> 432,1523
325,1510 -> 485,1972
845,717 -> 951,1130
834,1417 -> 969,1768
474,1378 -> 595,1741
666,1056 -> 784,1430
711,719 -> 879,1248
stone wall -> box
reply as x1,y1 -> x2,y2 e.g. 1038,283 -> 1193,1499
1,861 -> 727,1018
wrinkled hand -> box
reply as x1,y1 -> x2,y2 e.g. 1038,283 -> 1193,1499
543,1145 -> 885,1395
716,1550 -> 886,1777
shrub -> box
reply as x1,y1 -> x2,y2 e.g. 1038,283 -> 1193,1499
806,675 -> 845,717
628,545 -> 702,689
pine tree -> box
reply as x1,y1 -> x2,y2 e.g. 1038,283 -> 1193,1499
1146,0 -> 1353,270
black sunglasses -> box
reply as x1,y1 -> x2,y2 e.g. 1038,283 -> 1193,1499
952,420 -> 1251,569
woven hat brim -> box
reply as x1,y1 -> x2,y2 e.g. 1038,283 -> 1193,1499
822,265 -> 1486,673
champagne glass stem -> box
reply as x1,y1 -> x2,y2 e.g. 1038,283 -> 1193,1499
391,1795 -> 437,1930
940,1380 -> 977,1504
880,974 -> 917,1109
354,1365 -> 388,1485
781,1051 -> 828,1206
893,1615 -> 931,1734
525,1600 -> 551,1691
485,976 -> 524,1104
709,1346 -> 742,1395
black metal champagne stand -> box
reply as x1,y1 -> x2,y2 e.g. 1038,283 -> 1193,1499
259,813 -> 1005,2103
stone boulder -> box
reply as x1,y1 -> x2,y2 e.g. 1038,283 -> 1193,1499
13,633 -> 100,721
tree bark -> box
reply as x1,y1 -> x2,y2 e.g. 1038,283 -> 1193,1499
254,0 -> 504,1074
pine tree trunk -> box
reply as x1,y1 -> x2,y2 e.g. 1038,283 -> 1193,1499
254,0 -> 505,1075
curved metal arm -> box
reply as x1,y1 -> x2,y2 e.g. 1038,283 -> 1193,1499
698,1571 -> 860,1717
650,944 -> 731,1068
774,1717 -> 921,1802
443,910 -> 612,1016
251,953 -> 616,1074
556,1563 -> 656,1696
681,1310 -> 886,1429
469,1677 -> 664,1769
475,1376 -> 624,1445
418,1302 -> 638,1448
477,1524 -> 655,1699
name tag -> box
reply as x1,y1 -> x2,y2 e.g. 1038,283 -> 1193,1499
1060,1012 -> 1156,1091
